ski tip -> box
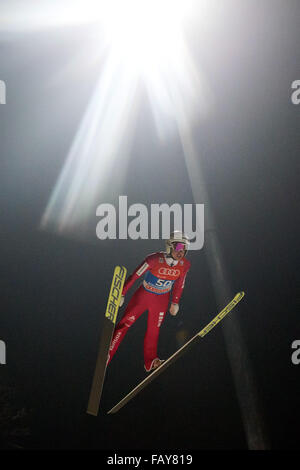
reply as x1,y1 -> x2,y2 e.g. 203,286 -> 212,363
114,265 -> 127,274
235,291 -> 245,300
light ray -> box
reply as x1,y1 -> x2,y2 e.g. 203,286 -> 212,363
41,52 -> 140,234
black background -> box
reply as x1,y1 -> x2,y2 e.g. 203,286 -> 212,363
0,0 -> 299,451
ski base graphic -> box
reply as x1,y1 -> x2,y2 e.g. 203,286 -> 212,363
86,265 -> 127,416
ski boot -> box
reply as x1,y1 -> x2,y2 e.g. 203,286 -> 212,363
144,358 -> 165,373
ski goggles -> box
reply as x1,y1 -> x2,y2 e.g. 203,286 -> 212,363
172,242 -> 186,252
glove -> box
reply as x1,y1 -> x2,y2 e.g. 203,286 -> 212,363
119,295 -> 125,307
169,303 -> 179,316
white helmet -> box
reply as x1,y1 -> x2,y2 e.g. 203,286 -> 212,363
165,231 -> 190,255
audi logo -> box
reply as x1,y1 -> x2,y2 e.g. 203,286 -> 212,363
158,268 -> 180,276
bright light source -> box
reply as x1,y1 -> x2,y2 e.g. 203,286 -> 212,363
38,0 -> 212,234
99,0 -> 189,74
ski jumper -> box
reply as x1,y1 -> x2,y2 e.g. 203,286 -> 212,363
107,252 -> 191,370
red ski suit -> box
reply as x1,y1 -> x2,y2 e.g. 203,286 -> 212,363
107,252 -> 190,370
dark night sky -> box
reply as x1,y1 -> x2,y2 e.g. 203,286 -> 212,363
0,0 -> 299,451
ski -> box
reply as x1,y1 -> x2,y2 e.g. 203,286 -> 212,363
86,265 -> 127,416
107,291 -> 245,415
